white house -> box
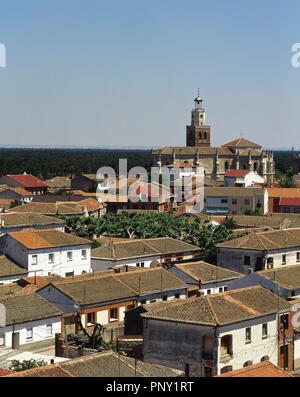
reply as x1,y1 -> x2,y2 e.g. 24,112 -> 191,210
91,237 -> 201,271
224,170 -> 265,187
0,255 -> 27,285
142,286 -> 293,376
5,229 -> 92,277
0,294 -> 62,349
217,228 -> 300,274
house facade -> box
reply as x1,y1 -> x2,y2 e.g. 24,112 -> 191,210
5,229 -> 92,277
224,170 -> 265,187
91,237 -> 201,271
217,228 -> 300,274
142,286 -> 293,376
0,294 -> 62,349
0,174 -> 48,195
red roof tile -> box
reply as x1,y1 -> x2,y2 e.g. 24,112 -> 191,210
8,174 -> 48,189
225,170 -> 251,178
279,197 -> 300,206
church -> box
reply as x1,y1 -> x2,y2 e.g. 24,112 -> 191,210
152,95 -> 275,186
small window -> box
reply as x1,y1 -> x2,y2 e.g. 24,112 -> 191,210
31,255 -> 38,265
26,328 -> 33,341
46,324 -> 53,337
224,286 -> 228,291
282,254 -> 286,265
141,262 -> 145,268
87,312 -> 96,325
110,308 -> 118,322
141,300 -> 146,304
262,323 -> 268,338
81,250 -> 87,260
261,355 -> 269,362
175,293 -> 180,299
280,314 -> 289,330
162,296 -> 168,301
48,253 -> 54,264
243,360 -> 253,367
244,199 -> 250,205
244,256 -> 251,266
136,263 -> 140,267
245,327 -> 251,343
207,289 -> 211,295
218,287 -> 223,293
297,252 -> 300,263
65,271 -> 74,277
67,251 -> 73,262
221,199 -> 228,204
232,199 -> 237,205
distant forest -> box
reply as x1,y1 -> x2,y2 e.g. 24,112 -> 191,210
0,148 -> 295,179
0,149 -> 152,179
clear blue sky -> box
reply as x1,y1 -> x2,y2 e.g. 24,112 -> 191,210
0,0 -> 299,148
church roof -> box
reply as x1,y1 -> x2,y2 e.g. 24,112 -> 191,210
221,137 -> 261,149
154,146 -> 233,156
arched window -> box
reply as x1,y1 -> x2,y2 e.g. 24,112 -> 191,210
199,132 -> 202,140
203,132 -> 207,141
220,365 -> 233,374
261,356 -> 269,362
243,360 -> 253,367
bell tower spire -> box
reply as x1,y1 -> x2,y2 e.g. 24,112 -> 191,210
186,91 -> 211,147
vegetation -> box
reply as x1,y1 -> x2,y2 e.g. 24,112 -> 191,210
63,212 -> 242,263
9,358 -> 47,372
9,200 -> 23,209
0,148 -> 152,179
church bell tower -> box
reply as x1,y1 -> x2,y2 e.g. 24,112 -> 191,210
186,92 -> 211,147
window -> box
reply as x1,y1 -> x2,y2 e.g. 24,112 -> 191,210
207,289 -> 211,295
141,262 -> 145,267
221,199 -> 228,204
0,333 -> 5,346
67,251 -> 73,262
244,256 -> 251,266
261,355 -> 269,362
175,293 -> 180,299
162,296 -> 168,301
220,365 -> 233,374
280,314 -> 289,330
26,328 -> 33,341
245,327 -> 251,343
224,286 -> 228,292
46,324 -> 53,337
141,300 -> 146,304
136,263 -> 140,267
110,308 -> 118,322
232,199 -> 237,205
262,323 -> 268,338
267,257 -> 274,269
220,335 -> 233,357
244,199 -> 250,205
31,255 -> 38,266
48,253 -> 54,264
297,252 -> 300,263
87,312 -> 96,325
282,254 -> 286,265
219,287 -> 223,293
81,250 -> 87,260
65,271 -> 74,277
243,360 -> 253,367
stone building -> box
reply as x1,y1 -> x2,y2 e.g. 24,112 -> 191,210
152,95 -> 275,186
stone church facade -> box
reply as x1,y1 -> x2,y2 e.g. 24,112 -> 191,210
152,95 -> 275,186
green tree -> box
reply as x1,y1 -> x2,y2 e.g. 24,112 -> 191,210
9,359 -> 47,372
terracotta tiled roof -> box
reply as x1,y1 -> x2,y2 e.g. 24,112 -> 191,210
6,352 -> 184,377
221,137 -> 261,148
0,293 -> 62,325
91,237 -> 200,261
259,264 -> 300,290
142,286 -> 290,326
0,255 -> 27,277
7,202 -> 85,215
174,261 -> 242,284
0,212 -> 65,227
8,229 -> 91,249
267,188 -> 300,198
204,186 -> 265,197
217,228 -> 300,250
78,198 -> 102,212
45,176 -> 71,189
279,197 -> 300,206
225,170 -> 251,178
7,174 -> 48,189
217,361 -> 292,377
